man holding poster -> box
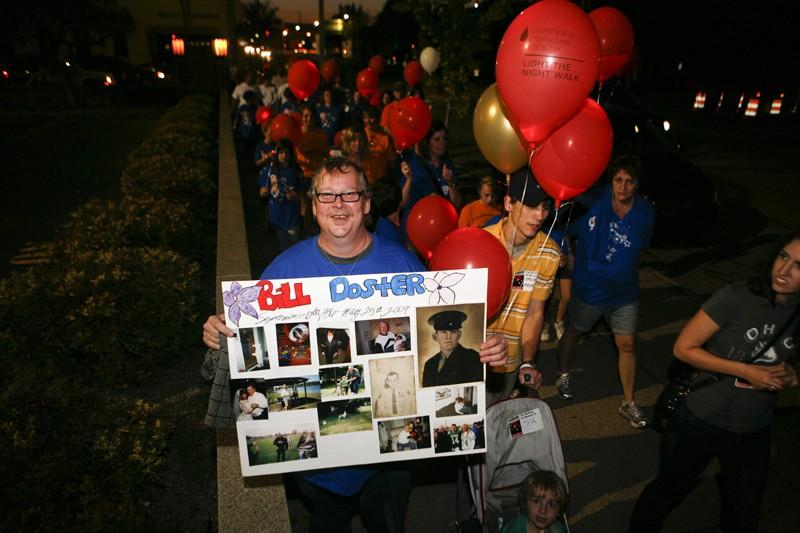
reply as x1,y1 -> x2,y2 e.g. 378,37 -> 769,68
203,157 -> 508,532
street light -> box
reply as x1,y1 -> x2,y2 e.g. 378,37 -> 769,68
343,13 -> 350,20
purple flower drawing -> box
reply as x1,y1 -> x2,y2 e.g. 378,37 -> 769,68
423,271 -> 465,305
222,281 -> 261,326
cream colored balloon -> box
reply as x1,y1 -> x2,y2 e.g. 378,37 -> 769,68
473,83 -> 529,175
420,46 -> 441,74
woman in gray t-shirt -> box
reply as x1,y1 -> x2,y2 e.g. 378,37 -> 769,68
630,232 -> 800,532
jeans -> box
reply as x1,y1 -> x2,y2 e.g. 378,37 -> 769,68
629,403 -> 770,532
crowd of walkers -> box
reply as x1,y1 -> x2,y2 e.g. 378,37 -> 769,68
216,63 -> 800,533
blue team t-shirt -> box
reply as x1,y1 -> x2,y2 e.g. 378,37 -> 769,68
258,165 -> 301,231
260,233 -> 424,495
374,217 -> 407,248
392,150 -> 454,230
570,185 -> 654,306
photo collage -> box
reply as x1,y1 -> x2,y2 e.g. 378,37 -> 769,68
230,301 -> 488,476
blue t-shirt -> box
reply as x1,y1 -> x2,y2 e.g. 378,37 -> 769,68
374,217 -> 407,248
570,185 -> 654,306
316,104 -> 343,145
236,104 -> 258,143
258,165 -> 301,230
260,233 -> 424,495
392,150 -> 453,229
253,140 -> 275,167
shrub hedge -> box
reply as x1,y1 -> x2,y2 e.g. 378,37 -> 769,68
0,93 -> 217,528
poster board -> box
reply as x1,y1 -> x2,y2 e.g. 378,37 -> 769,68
223,269 -> 488,476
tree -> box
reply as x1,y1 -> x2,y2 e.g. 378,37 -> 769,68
235,0 -> 282,45
396,0 -> 520,118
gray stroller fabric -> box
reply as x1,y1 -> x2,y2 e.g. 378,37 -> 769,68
469,397 -> 568,529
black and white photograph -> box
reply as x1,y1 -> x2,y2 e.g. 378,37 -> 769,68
368,356 -> 417,418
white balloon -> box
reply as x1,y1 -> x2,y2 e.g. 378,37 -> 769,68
420,47 -> 441,74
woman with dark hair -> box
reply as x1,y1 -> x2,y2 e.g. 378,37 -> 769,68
629,232 -> 800,532
257,138 -> 303,250
393,120 -> 462,230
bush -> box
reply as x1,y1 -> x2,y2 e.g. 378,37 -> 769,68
154,121 -> 214,144
120,154 -> 216,215
0,247 -> 202,380
129,131 -> 215,163
54,247 -> 202,377
58,196 -> 209,261
0,385 -> 169,531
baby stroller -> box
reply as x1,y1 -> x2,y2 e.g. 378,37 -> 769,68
468,396 -> 569,532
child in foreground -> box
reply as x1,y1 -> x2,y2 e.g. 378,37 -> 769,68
502,470 -> 569,533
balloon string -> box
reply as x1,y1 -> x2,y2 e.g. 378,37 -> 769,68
597,81 -> 603,104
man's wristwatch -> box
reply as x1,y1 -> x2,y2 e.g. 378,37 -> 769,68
519,362 -> 536,371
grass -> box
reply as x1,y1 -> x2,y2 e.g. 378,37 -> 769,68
318,404 -> 373,435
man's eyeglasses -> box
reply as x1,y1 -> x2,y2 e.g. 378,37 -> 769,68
314,190 -> 366,203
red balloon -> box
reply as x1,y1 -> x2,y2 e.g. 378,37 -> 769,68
403,61 -> 425,87
368,55 -> 385,75
269,113 -> 302,147
407,196 -> 458,260
388,96 -> 432,151
321,59 -> 339,83
287,59 -> 320,100
496,0 -> 600,148
589,7 -> 635,82
369,92 -> 381,107
429,228 -> 513,319
356,67 -> 380,99
255,105 -> 273,125
531,99 -> 613,204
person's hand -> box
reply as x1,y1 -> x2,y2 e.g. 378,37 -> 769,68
203,313 -> 233,350
400,161 -> 412,180
442,163 -> 454,183
258,186 -> 268,198
741,364 -> 790,391
518,366 -> 543,389
479,334 -> 507,367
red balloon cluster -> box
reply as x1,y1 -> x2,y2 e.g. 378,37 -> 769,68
288,59 -> 320,100
589,7 -> 635,82
484,0 -> 629,204
321,59 -> 339,83
388,96 -> 432,151
255,106 -> 273,125
356,67 -> 380,99
403,61 -> 425,87
531,99 -> 613,205
429,228 -> 513,319
368,55 -> 385,75
269,113 -> 301,147
406,196 -> 458,260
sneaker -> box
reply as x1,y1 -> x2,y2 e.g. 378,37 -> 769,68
554,320 -> 566,340
540,325 -> 552,342
618,401 -> 647,429
555,374 -> 574,400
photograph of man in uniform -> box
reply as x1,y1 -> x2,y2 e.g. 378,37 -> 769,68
370,356 -> 417,418
419,307 -> 485,387
316,326 -> 351,366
